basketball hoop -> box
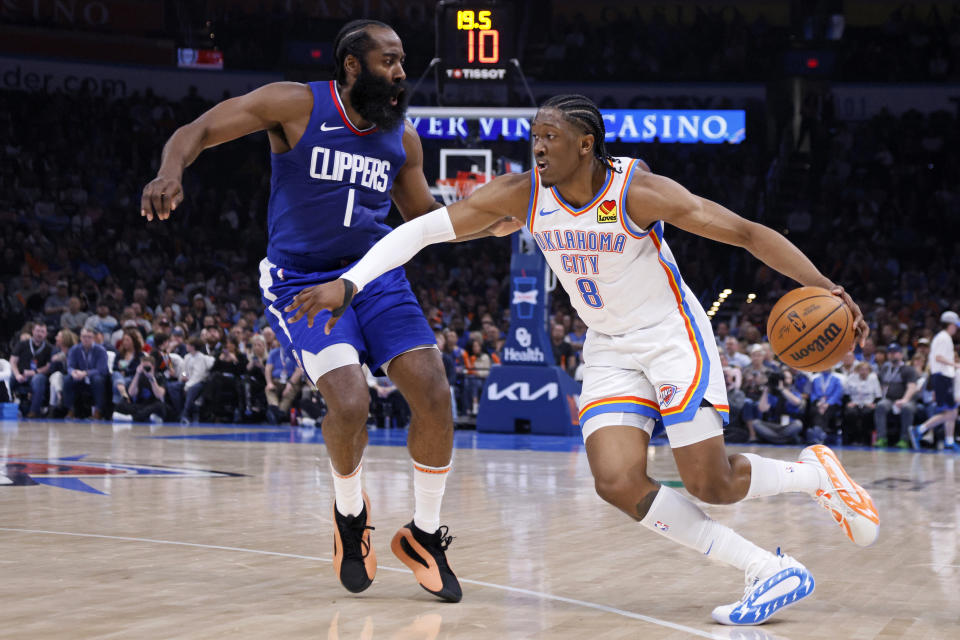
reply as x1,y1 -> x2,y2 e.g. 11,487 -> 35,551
435,171 -> 488,206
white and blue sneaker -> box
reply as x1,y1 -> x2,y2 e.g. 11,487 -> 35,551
907,425 -> 922,450
712,550 -> 815,626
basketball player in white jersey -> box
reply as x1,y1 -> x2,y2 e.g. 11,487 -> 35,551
284,95 -> 879,625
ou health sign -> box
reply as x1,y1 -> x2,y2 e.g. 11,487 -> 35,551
409,109 -> 745,144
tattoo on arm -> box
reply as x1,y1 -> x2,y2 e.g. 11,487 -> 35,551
634,481 -> 662,520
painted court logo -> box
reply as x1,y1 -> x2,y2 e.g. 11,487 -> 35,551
658,384 -> 680,409
0,455 -> 243,495
597,199 -> 618,223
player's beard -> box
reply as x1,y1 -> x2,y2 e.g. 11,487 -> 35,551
350,61 -> 409,131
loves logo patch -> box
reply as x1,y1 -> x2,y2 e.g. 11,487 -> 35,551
597,199 -> 617,223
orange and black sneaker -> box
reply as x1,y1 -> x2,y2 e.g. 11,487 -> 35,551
391,522 -> 462,602
332,492 -> 376,593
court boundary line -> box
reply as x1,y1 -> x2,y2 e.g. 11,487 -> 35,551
0,526 -> 724,639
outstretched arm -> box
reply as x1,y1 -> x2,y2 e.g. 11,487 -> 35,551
392,123 -> 523,241
626,171 -> 868,345
141,82 -> 312,220
284,172 -> 531,331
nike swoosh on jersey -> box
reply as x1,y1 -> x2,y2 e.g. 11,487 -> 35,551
538,208 -> 559,216
320,123 -> 344,131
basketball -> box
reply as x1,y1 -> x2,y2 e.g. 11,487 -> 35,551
766,286 -> 855,372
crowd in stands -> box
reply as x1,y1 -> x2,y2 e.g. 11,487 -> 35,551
1,65 -> 958,441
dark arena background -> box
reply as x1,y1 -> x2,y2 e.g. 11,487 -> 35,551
1,1 -> 959,638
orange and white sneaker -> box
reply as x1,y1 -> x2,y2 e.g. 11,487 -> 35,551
799,445 -> 879,547
332,491 -> 376,593
391,522 -> 462,602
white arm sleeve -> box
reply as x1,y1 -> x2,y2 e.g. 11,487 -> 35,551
342,207 -> 456,292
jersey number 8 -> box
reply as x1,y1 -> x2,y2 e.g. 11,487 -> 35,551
576,278 -> 604,309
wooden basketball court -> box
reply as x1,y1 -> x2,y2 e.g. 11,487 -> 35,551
2,419 -> 958,639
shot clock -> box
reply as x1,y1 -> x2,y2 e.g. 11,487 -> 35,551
435,0 -> 517,105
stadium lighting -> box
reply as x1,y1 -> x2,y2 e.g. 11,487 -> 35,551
722,288 -> 732,295
747,293 -> 756,299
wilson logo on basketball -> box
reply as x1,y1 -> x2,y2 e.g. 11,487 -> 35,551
787,322 -> 842,362
658,384 -> 679,408
597,199 -> 617,223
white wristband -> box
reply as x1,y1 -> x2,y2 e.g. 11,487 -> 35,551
343,207 -> 456,292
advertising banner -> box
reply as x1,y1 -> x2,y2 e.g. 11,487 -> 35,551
0,56 -> 280,101
410,109 -> 746,143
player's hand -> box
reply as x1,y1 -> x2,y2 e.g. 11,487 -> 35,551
831,285 -> 868,347
487,216 -> 523,237
141,173 -> 184,221
284,279 -> 356,334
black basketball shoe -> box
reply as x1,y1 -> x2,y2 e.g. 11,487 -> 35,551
391,521 -> 462,602
332,491 -> 376,593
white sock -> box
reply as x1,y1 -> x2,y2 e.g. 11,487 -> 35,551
331,461 -> 364,517
947,436 -> 956,446
741,453 -> 822,498
640,485 -> 773,574
413,461 -> 450,534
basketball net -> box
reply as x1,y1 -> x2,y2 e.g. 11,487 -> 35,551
435,170 -> 488,206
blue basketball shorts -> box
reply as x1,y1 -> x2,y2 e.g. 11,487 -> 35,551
931,373 -> 958,412
258,258 -> 436,384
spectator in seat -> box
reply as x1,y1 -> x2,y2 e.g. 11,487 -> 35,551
808,368 -> 845,444
567,317 -> 587,354
749,369 -> 805,445
843,361 -> 882,445
112,328 -> 143,406
113,353 -> 169,423
436,330 -> 458,420
550,323 -> 577,378
154,332 -> 185,416
43,281 -> 70,326
60,296 -> 89,333
47,328 -> 78,415
874,342 -> 919,448
365,365 -> 409,429
180,337 -> 214,424
9,322 -> 52,418
84,303 -> 118,337
242,333 -> 269,420
723,336 -> 751,368
203,335 -> 247,421
265,341 -> 302,424
64,327 -> 109,419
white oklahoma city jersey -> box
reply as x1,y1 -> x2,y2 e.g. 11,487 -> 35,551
528,156 -> 684,335
526,157 -> 728,444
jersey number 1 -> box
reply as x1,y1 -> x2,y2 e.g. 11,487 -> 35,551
576,278 -> 604,309
343,188 -> 355,227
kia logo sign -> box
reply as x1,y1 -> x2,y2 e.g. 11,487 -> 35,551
487,382 -> 558,401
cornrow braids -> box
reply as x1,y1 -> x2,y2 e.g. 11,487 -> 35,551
539,94 -> 621,172
333,19 -> 391,84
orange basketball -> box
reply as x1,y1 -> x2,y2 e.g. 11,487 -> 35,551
766,286 -> 855,372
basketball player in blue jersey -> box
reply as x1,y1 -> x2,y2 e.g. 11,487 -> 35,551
141,20 -> 516,603
286,95 -> 882,626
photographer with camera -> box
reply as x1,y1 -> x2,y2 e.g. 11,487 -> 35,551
113,353 -> 169,423
748,369 -> 806,445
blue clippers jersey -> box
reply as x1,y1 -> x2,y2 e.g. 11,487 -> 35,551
267,81 -> 406,273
